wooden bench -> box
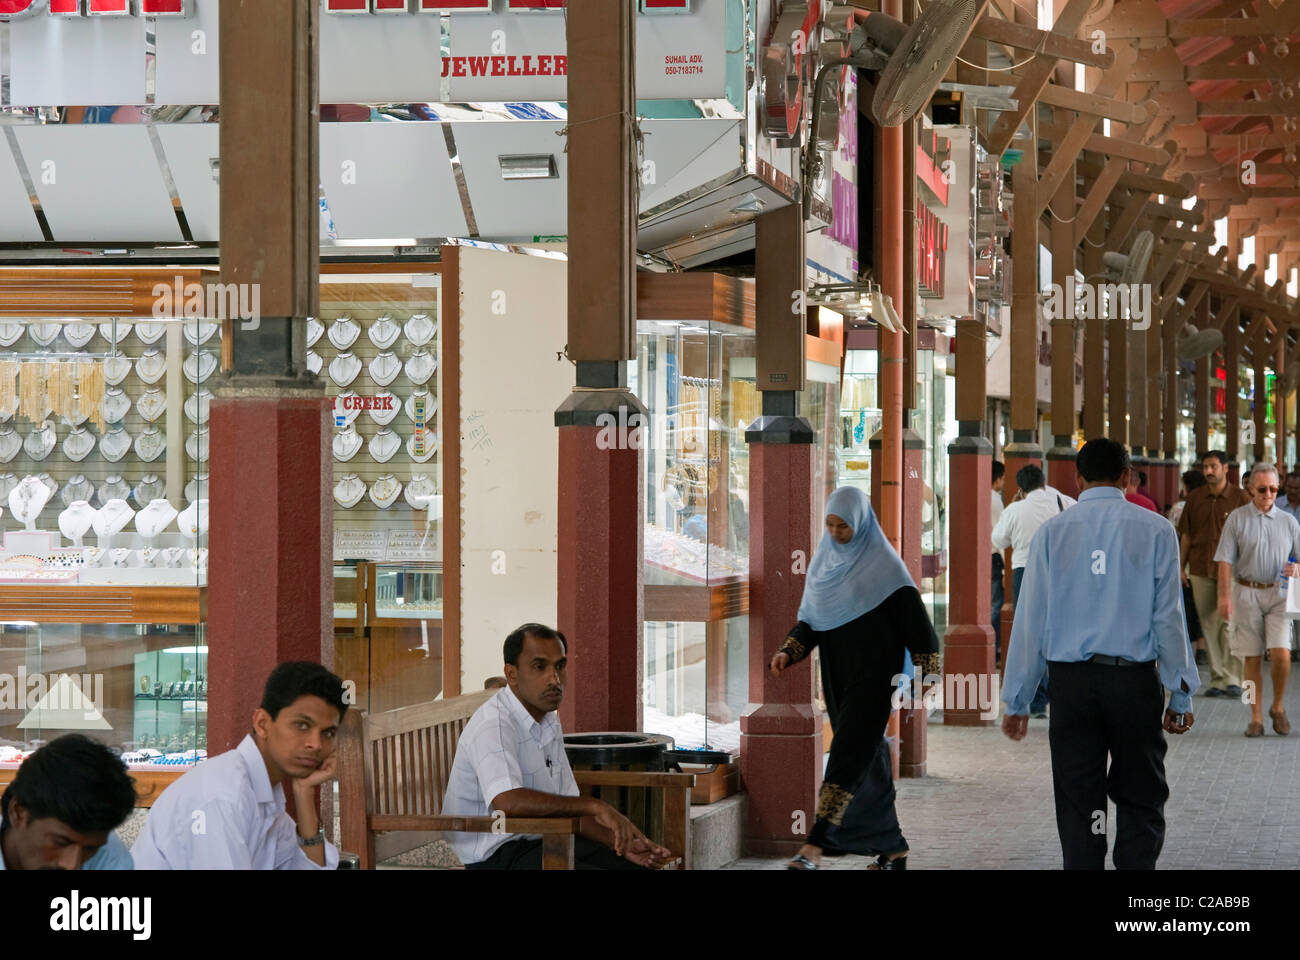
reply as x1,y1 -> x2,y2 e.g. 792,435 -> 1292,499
337,689 -> 695,869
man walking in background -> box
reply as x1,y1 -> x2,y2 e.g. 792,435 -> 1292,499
993,463 -> 1076,717
1214,463 -> 1300,737
1178,450 -> 1250,699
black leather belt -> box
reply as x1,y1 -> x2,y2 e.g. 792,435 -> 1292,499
1087,654 -> 1152,667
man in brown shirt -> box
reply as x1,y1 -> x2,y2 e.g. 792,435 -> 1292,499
1178,450 -> 1250,697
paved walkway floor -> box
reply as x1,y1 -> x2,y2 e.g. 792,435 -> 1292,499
726,663 -> 1300,869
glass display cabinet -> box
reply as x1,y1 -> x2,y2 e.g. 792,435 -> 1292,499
632,277 -> 840,757
323,272 -> 445,713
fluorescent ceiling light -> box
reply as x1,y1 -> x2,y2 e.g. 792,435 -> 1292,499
499,154 -> 559,180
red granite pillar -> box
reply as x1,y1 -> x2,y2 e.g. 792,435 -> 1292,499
944,436 -> 995,725
740,418 -> 820,856
554,415 -> 644,732
870,428 -> 925,775
1046,448 -> 1078,499
208,391 -> 333,753
554,1 -> 642,732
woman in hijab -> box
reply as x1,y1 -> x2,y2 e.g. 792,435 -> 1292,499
771,485 -> 940,870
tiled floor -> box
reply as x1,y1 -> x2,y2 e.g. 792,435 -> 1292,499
725,663 -> 1300,870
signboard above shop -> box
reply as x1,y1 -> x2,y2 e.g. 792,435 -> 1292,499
0,0 -> 725,106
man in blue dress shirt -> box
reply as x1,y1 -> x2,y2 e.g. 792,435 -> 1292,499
0,734 -> 136,870
1002,438 -> 1198,870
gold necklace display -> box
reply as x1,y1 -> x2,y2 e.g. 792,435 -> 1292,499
14,358 -> 108,431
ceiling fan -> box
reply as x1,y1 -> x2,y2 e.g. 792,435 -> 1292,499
803,0 -> 991,216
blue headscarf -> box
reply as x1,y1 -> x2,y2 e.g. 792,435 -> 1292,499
796,486 -> 915,631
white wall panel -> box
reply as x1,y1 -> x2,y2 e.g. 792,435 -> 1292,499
12,126 -> 183,242
10,16 -> 146,107
0,140 -> 44,242
319,123 -> 468,240
155,0 -> 220,106
451,122 -> 565,239
457,246 -> 568,690
156,124 -> 220,242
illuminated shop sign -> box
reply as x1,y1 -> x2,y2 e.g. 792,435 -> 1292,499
917,200 -> 948,299
0,0 -> 691,17
0,0 -> 187,14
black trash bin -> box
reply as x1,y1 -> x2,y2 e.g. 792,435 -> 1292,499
564,732 -> 674,843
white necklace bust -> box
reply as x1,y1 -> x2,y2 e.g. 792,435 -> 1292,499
329,352 -> 362,388
333,474 -> 366,509
369,475 -> 402,509
10,476 -> 51,529
136,499 -> 179,540
368,315 -> 401,350
59,501 -> 98,546
404,312 -> 436,347
178,499 -> 209,541
405,349 -> 436,385
328,316 -> 361,350
369,428 -> 401,463
93,499 -> 136,540
368,351 -> 401,387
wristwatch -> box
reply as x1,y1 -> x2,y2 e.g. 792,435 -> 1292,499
298,829 -> 325,848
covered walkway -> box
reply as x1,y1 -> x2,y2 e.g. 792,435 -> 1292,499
729,662 -> 1300,869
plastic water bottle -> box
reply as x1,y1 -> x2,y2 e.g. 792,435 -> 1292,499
1280,554 -> 1296,598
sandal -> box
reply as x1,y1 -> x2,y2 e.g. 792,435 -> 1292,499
1245,721 -> 1265,738
786,854 -> 820,871
1269,708 -> 1291,736
866,852 -> 908,870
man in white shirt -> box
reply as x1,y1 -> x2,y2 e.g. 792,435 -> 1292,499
1,735 -> 136,870
444,623 -> 673,869
132,662 -> 346,869
992,463 -> 1077,716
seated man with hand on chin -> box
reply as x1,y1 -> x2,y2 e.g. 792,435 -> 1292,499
444,623 -> 674,870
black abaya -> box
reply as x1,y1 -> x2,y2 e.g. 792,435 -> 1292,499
780,585 -> 940,855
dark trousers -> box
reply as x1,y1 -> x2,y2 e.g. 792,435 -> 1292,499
1012,566 -> 1050,713
465,835 -> 646,871
991,552 -> 1005,661
1046,660 -> 1170,870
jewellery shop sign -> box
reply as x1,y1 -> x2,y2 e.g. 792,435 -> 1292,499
0,0 -> 726,107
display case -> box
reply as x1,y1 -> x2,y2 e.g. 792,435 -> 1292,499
633,276 -> 840,755
322,272 -> 446,713
132,639 -> 208,756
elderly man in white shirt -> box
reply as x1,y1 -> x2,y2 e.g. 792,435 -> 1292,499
132,662 -> 346,869
992,462 -> 1077,716
444,623 -> 673,870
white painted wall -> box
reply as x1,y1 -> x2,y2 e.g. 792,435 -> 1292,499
457,246 -> 569,690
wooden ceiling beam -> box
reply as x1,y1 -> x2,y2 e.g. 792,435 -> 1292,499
985,0 -> 1095,156
969,13 -> 1115,68
1082,133 -> 1172,166
1033,51 -> 1139,218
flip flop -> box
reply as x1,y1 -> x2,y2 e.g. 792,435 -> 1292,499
786,854 -> 819,870
1269,708 -> 1291,736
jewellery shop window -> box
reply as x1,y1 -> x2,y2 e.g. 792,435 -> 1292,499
321,274 -> 443,714
0,318 -> 209,776
633,317 -> 752,756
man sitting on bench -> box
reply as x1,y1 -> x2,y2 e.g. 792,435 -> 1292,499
444,623 -> 673,870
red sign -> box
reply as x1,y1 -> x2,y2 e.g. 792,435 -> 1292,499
917,200 -> 948,299
324,0 -> 691,13
337,395 -> 397,412
0,0 -> 187,14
